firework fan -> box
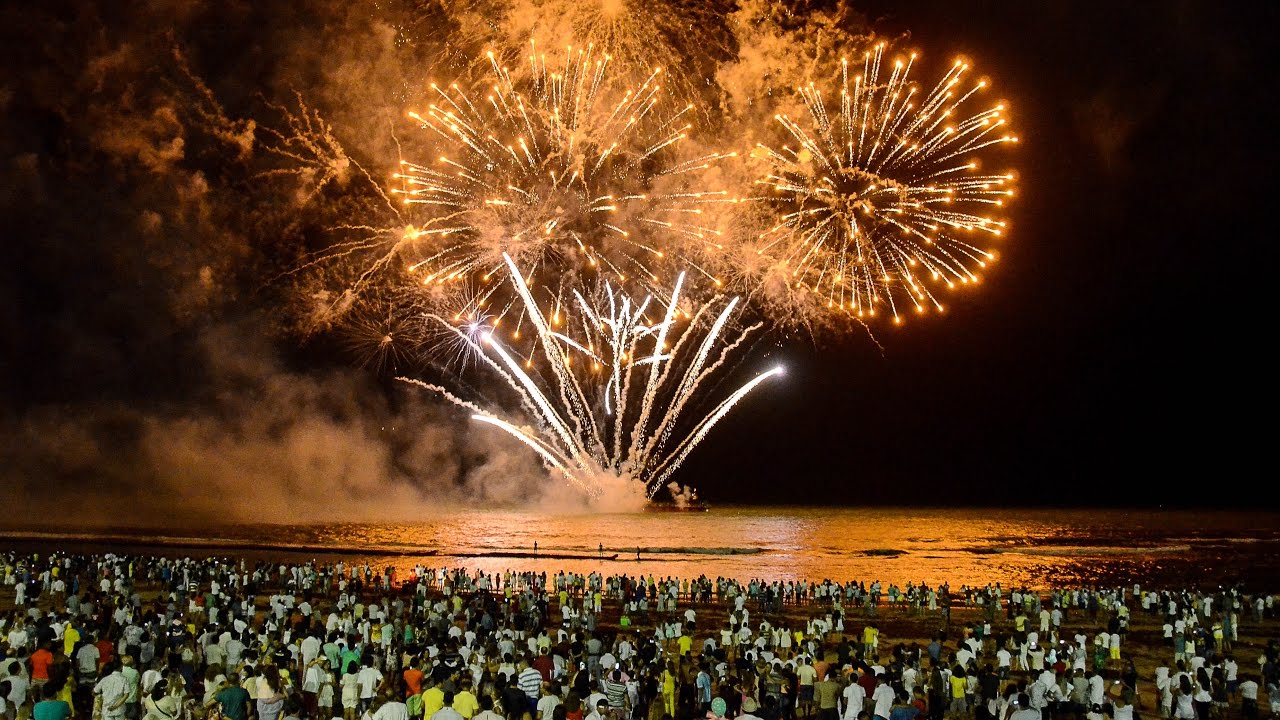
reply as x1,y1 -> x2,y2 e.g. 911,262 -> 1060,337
401,254 -> 783,505
745,43 -> 1018,325
390,40 -> 736,324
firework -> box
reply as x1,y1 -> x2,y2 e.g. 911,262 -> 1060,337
429,0 -> 733,110
401,254 -> 783,504
747,43 -> 1018,324
391,41 -> 735,322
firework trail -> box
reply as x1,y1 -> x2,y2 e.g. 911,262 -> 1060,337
400,254 -> 783,504
389,41 -> 736,323
745,43 -> 1018,325
476,0 -> 736,111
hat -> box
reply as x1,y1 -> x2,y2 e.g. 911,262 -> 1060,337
711,698 -> 727,717
742,698 -> 758,713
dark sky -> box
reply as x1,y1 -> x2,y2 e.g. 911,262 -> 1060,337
686,0 -> 1277,506
1,0 -> 1274,521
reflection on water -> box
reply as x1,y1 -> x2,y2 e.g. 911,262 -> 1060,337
5,507 -> 1280,591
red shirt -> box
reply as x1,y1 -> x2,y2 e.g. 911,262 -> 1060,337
95,639 -> 115,666
533,655 -> 554,682
403,668 -> 424,696
31,648 -> 55,680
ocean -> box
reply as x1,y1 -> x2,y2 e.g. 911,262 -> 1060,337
4,507 -> 1279,591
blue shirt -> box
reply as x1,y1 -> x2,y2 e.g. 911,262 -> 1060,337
696,672 -> 712,702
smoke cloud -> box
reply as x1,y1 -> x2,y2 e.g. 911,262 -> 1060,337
0,0 -> 856,524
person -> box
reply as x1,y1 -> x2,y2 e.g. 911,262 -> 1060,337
605,669 -> 629,720
796,658 -> 817,719
452,679 -> 479,720
585,699 -> 609,720
374,693 -> 411,720
341,668 -> 360,720
871,674 -> 895,720
537,683 -> 561,720
30,643 -> 55,693
358,659 -> 385,716
473,695 -> 503,720
740,697 -> 763,720
1238,674 -> 1259,720
841,671 -> 865,720
33,683 -> 71,720
695,665 -> 712,716
210,673 -> 251,720
707,698 -> 727,720
517,660 -> 543,713
256,674 -> 286,720
813,668 -> 841,720
142,695 -> 180,720
1005,693 -> 1038,720
430,692 -> 464,720
948,667 -> 968,718
888,690 -> 920,720
95,661 -> 129,720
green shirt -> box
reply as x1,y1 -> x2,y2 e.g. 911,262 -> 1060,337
34,701 -> 72,720
216,686 -> 253,720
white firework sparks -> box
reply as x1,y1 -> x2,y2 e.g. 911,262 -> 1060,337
400,254 -> 783,502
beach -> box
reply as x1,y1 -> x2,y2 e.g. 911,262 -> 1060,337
3,544 -> 1277,720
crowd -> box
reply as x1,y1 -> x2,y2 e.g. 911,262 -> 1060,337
1,551 -> 1278,720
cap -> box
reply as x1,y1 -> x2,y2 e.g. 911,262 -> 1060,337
742,698 -> 758,713
711,698 -> 727,717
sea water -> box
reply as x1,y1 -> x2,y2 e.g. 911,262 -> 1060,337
4,506 -> 1279,591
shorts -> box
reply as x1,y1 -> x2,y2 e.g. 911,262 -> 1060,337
800,687 -> 815,703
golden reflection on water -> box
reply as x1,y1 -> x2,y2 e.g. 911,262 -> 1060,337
289,507 -> 1280,590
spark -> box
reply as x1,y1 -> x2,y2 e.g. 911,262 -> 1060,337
748,45 -> 1018,324
400,254 -> 782,500
391,41 -> 733,320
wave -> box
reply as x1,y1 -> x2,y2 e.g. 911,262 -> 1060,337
1011,544 -> 1192,557
0,530 -> 436,557
635,547 -> 763,555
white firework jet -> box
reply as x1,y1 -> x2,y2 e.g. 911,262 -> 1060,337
400,254 -> 783,505
751,43 -> 1018,324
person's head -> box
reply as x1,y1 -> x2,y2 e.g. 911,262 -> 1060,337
595,700 -> 609,715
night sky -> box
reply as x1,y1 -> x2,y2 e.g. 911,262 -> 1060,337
1,0 -> 1274,522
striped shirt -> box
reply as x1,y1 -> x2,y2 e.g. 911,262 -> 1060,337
518,668 -> 543,699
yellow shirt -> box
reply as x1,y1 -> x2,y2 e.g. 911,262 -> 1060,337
453,691 -> 479,719
422,687 -> 445,718
64,626 -> 81,658
678,636 -> 693,656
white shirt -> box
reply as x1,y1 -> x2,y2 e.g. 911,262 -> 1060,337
872,684 -> 895,720
95,672 -> 129,717
357,667 -> 383,698
374,702 -> 410,720
431,708 -> 464,720
842,682 -> 866,719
